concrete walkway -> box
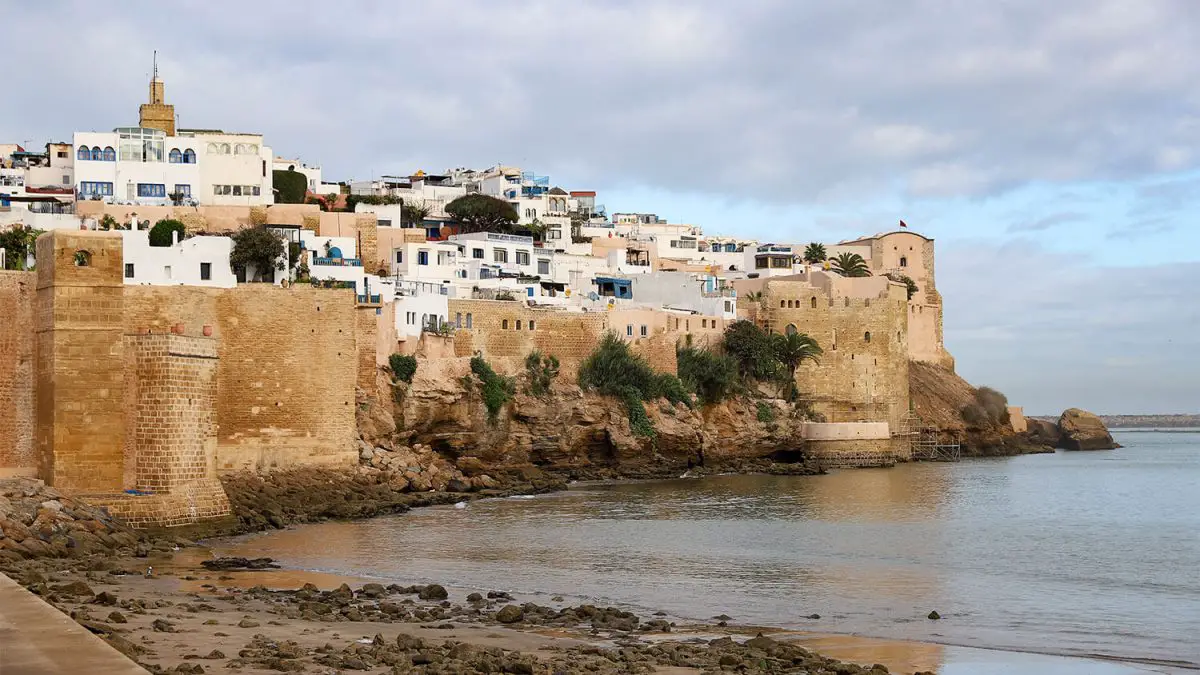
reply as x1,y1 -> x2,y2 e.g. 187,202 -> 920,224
0,572 -> 148,674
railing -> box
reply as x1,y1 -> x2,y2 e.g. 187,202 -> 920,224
356,293 -> 383,304
484,232 -> 533,244
313,256 -> 363,267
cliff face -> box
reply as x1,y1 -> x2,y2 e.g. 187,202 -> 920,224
908,360 -> 1045,456
360,358 -> 810,479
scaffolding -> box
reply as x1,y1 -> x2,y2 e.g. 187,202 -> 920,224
895,412 -> 961,462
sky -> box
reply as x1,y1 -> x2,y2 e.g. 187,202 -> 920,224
5,1 -> 1198,414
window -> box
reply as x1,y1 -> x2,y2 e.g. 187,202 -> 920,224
755,256 -> 769,269
811,297 -> 817,308
124,263 -> 135,278
516,320 -> 522,330
466,313 -> 473,329
137,183 -> 166,198
537,259 -> 550,275
899,256 -> 907,267
456,313 -> 462,328
233,186 -> 242,196
626,324 -> 633,337
57,149 -> 67,158
169,148 -> 183,163
494,248 -> 508,263
163,265 -> 172,279
417,251 -> 429,266
864,331 -> 871,343
90,146 -> 102,160
183,148 -> 196,164
200,262 -> 212,281
670,240 -> 678,248
378,219 -> 392,228
472,248 -> 484,259
174,184 -> 191,197
77,146 -> 89,160
640,325 -> 648,337
786,324 -> 798,336
516,250 -> 530,265
701,319 -> 707,328
62,174 -> 70,184
102,146 -> 116,161
528,320 -> 535,331
395,251 -> 403,264
502,319 -> 509,329
780,300 -> 786,308
770,256 -> 790,268
79,181 -> 113,196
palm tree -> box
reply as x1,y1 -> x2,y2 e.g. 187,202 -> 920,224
803,242 -> 827,264
772,331 -> 823,399
831,252 -> 871,277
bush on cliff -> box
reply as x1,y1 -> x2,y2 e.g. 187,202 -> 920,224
148,218 -> 186,247
578,332 -> 691,437
523,350 -> 560,397
388,354 -> 418,383
677,342 -> 738,405
960,387 -> 1010,427
470,355 -> 514,421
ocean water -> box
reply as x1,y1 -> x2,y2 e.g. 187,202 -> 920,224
218,431 -> 1200,671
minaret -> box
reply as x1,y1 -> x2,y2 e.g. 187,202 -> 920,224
139,51 -> 176,135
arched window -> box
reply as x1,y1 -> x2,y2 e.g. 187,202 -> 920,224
90,146 -> 103,160
466,313 -> 473,329
786,324 -> 798,336
73,250 -> 92,267
864,331 -> 871,343
516,320 -> 522,330
502,319 -> 509,329
529,320 -> 535,331
234,144 -> 247,155
780,300 -> 786,308
183,148 -> 196,164
245,144 -> 258,154
77,145 -> 90,160
810,297 -> 817,308
207,143 -> 220,154
899,256 -> 907,267
102,146 -> 116,161
168,148 -> 182,163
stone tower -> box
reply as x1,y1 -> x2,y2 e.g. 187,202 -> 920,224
34,230 -> 127,491
139,53 -> 176,135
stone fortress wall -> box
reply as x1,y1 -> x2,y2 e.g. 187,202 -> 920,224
0,271 -> 36,477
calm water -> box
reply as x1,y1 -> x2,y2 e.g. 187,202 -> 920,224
220,431 -> 1200,671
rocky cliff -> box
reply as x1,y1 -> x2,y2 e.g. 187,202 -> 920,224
359,358 -> 814,482
908,360 -> 1046,456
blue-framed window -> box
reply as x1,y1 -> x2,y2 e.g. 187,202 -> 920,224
102,146 -> 116,161
76,146 -> 89,161
79,181 -> 113,196
417,251 -> 429,266
183,148 -> 196,164
174,184 -> 191,197
90,146 -> 102,160
137,183 -> 166,198
169,148 -> 182,163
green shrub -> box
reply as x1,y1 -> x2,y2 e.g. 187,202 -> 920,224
148,219 -> 186,247
388,354 -> 417,383
974,386 -> 1010,425
886,272 -> 919,300
523,351 -> 560,397
960,403 -> 988,426
99,214 -> 119,231
723,320 -> 785,382
470,355 -> 514,422
578,333 -> 692,436
756,401 -> 775,423
272,169 -> 307,204
677,344 -> 738,405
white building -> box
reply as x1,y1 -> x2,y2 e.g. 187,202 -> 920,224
391,240 -> 462,284
299,230 -> 367,292
394,280 -> 452,338
273,157 -> 322,194
120,230 -> 236,288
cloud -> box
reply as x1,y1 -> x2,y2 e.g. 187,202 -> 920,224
5,1 -> 1200,204
941,239 -> 1200,414
1008,211 -> 1088,232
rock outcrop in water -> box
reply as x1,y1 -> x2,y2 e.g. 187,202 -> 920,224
1056,408 -> 1119,451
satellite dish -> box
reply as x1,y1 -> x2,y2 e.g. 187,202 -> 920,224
588,291 -> 599,301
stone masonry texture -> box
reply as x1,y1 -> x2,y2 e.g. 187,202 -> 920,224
0,271 -> 36,474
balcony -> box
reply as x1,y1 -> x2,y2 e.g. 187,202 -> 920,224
313,256 -> 363,267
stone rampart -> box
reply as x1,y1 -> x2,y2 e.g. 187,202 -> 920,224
0,271 -> 35,477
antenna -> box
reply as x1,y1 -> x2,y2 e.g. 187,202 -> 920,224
152,50 -> 158,80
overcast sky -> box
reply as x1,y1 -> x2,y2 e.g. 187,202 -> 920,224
6,1 -> 1198,414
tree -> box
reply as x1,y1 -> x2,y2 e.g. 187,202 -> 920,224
886,272 -> 919,300
401,200 -> 431,225
148,218 -> 186,247
803,242 -> 827,264
99,214 -> 119,231
832,252 -> 871,277
722,320 -> 783,382
677,342 -> 738,405
444,194 -> 518,234
771,332 -> 823,399
230,227 -> 285,282
0,225 -> 42,270
272,169 -> 307,204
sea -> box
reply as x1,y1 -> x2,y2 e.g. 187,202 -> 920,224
216,430 -> 1200,673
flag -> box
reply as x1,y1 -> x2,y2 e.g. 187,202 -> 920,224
899,220 -> 908,228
